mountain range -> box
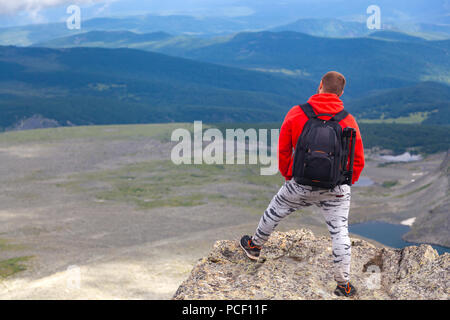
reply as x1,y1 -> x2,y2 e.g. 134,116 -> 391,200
0,15 -> 449,47
1,26 -> 450,129
0,45 -> 317,128
0,14 -> 261,46
0,13 -> 449,131
166,31 -> 450,96
34,30 -> 450,95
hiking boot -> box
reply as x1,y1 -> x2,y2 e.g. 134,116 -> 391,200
240,235 -> 261,260
334,282 -> 357,297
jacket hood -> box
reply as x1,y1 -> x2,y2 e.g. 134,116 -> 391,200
307,93 -> 344,114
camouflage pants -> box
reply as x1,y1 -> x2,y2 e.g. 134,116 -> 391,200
252,179 -> 352,284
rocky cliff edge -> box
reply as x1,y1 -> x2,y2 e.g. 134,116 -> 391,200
173,229 -> 449,300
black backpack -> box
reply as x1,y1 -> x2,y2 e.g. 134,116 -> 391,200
292,103 -> 351,189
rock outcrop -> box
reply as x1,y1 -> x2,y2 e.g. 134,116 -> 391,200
403,150 -> 450,247
173,229 -> 449,300
9,114 -> 60,131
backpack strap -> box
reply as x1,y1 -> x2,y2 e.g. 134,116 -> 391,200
299,103 -> 316,119
332,109 -> 349,122
300,103 -> 349,122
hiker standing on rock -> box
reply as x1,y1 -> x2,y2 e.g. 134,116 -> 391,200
240,71 -> 365,297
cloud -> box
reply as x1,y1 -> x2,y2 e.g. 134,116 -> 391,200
0,0 -> 107,15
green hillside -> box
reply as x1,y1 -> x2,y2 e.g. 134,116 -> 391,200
271,18 -> 369,38
271,18 -> 449,40
367,30 -> 427,42
35,31 -> 173,48
33,30 -> 450,99
1,30 -> 449,130
346,82 -> 450,125
34,30 -> 224,56
168,31 -> 450,98
0,45 -> 316,129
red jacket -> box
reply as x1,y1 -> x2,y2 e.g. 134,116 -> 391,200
278,93 -> 365,184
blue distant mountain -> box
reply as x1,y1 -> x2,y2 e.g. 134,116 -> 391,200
271,18 -> 369,38
1,14 -> 449,47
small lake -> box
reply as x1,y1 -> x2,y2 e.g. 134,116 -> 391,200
380,152 -> 422,162
349,221 -> 449,255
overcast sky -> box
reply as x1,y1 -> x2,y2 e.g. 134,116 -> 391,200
0,0 -> 448,27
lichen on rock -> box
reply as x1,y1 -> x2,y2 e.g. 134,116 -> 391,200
173,229 -> 449,300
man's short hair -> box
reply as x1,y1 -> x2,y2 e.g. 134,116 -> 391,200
322,71 -> 346,96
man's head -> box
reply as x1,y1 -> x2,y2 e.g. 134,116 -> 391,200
318,71 -> 346,97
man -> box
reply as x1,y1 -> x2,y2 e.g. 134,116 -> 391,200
240,71 -> 365,297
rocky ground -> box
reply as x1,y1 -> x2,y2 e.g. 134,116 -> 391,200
0,124 -> 447,299
174,229 -> 449,300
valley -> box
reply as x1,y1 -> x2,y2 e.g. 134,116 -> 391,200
0,124 -> 447,299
